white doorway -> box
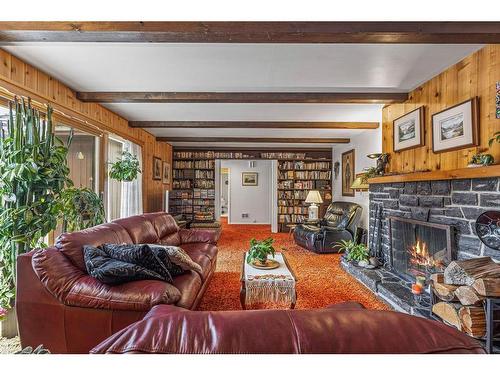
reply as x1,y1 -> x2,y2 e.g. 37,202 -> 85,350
220,167 -> 229,217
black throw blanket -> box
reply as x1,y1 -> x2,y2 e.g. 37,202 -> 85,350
83,244 -> 184,285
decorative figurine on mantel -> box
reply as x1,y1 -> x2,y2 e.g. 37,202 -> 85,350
364,153 -> 390,178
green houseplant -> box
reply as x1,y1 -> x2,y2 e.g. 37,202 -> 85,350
339,240 -> 370,263
0,98 -> 72,313
489,131 -> 500,147
109,150 -> 141,182
60,187 -> 106,232
246,237 -> 276,265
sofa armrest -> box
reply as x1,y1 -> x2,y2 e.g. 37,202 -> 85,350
32,248 -> 181,311
179,228 -> 221,245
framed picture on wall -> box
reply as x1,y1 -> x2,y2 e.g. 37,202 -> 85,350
162,161 -> 170,185
432,97 -> 479,153
153,157 -> 162,180
341,149 -> 355,197
393,106 -> 425,152
242,172 -> 258,186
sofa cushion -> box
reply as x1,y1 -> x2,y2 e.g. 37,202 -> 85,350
184,252 -> 212,280
113,215 -> 160,244
181,243 -> 218,262
143,212 -> 181,246
55,223 -> 133,271
66,276 -> 181,311
32,247 -> 181,311
171,271 -> 202,309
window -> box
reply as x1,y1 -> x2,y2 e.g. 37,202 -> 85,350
106,134 -> 143,221
55,125 -> 100,192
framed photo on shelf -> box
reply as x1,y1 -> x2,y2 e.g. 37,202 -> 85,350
242,172 -> 258,186
153,157 -> 162,180
432,97 -> 479,153
341,149 -> 355,197
393,106 -> 425,152
162,161 -> 171,185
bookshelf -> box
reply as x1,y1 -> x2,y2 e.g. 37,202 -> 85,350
277,159 -> 332,232
170,149 -> 332,227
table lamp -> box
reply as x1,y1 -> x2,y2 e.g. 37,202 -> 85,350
305,190 -> 323,220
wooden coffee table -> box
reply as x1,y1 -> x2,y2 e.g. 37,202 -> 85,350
240,252 -> 297,310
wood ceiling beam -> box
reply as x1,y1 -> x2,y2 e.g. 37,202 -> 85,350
157,137 -> 350,144
76,92 -> 407,104
0,22 -> 499,43
130,121 -> 379,129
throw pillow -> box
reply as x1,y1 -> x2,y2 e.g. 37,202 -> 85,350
148,244 -> 202,275
102,243 -> 184,278
83,245 -> 171,285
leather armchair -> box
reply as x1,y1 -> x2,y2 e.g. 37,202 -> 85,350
293,201 -> 362,253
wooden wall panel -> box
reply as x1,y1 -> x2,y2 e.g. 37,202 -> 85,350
0,48 -> 172,213
383,45 -> 500,174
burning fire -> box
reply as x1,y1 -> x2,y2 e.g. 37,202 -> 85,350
409,240 -> 442,269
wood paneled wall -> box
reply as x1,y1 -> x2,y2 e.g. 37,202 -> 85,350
382,45 -> 500,174
0,48 -> 172,213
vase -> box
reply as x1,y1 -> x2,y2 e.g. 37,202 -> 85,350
0,308 -> 18,338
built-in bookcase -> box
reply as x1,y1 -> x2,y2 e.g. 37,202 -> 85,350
277,157 -> 332,232
170,149 -> 331,227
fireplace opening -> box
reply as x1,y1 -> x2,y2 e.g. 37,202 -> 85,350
388,216 -> 455,282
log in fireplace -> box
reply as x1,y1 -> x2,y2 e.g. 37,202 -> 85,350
388,216 -> 456,283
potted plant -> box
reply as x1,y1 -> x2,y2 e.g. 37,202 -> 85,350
489,131 -> 500,147
109,150 -> 141,182
0,98 -> 72,336
60,187 -> 106,232
246,237 -> 276,266
468,153 -> 494,167
339,240 -> 371,267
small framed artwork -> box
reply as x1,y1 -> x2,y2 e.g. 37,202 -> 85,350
162,161 -> 171,185
153,157 -> 162,180
242,172 -> 258,186
393,106 -> 425,152
341,149 -> 355,197
432,97 -> 479,153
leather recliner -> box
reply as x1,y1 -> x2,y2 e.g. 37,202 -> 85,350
293,201 -> 362,253
16,212 -> 220,354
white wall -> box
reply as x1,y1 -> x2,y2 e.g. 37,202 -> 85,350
221,159 -> 272,224
332,126 -> 382,229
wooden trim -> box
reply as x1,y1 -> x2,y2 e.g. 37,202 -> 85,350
130,121 -> 380,129
368,165 -> 500,184
77,92 -> 407,104
431,97 -> 480,154
1,22 -> 499,43
174,146 -> 333,154
393,106 -> 425,152
158,137 -> 350,144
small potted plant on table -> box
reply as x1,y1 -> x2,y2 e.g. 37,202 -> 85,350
246,237 -> 277,269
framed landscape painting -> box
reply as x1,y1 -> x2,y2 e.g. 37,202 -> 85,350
393,107 -> 424,152
242,172 -> 258,186
341,149 -> 355,197
432,97 -> 479,153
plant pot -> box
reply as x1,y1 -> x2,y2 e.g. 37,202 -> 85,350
254,259 -> 269,267
0,308 -> 18,338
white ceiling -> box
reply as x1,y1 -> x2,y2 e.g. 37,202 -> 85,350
3,43 -> 483,148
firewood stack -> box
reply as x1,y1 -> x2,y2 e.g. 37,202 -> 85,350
431,257 -> 500,338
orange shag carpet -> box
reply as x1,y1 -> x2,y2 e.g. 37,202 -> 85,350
197,219 -> 390,311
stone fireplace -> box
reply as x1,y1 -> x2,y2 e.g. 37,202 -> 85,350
388,216 -> 455,282
341,176 -> 500,317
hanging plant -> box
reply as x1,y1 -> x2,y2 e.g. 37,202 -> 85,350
59,187 -> 106,232
109,150 -> 141,182
0,98 -> 72,311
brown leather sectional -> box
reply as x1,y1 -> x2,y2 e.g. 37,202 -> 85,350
16,212 -> 220,354
91,302 -> 485,354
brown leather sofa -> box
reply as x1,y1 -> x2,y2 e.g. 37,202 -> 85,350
91,302 -> 485,354
16,212 -> 220,354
